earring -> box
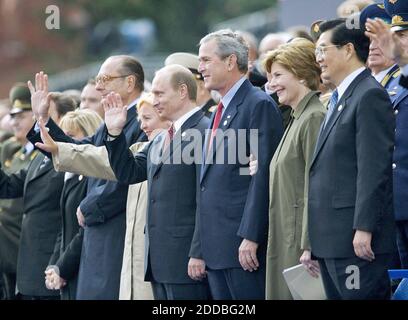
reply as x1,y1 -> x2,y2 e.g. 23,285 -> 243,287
299,79 -> 306,85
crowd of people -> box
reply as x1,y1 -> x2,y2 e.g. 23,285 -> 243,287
0,0 -> 408,300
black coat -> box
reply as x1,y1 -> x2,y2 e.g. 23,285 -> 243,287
0,153 -> 65,296
49,174 -> 88,300
27,106 -> 146,299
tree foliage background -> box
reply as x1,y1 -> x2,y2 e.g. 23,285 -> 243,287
81,0 -> 277,52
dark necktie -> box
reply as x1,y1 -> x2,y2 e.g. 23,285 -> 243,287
323,89 -> 338,128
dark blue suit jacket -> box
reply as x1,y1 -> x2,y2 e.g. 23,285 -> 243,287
308,69 -> 396,258
105,110 -> 210,284
199,79 -> 283,269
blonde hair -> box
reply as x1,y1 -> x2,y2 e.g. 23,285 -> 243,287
263,38 -> 321,91
136,92 -> 154,112
59,109 -> 103,137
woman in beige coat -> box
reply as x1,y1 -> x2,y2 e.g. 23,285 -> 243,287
37,93 -> 170,300
252,38 -> 326,299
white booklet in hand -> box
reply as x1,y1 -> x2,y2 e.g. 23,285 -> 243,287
282,264 -> 327,300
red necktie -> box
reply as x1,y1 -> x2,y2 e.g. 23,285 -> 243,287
163,124 -> 175,151
208,102 -> 223,151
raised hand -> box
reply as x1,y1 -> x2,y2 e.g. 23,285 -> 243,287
102,92 -> 128,136
365,18 -> 408,66
27,71 -> 52,121
35,117 -> 59,155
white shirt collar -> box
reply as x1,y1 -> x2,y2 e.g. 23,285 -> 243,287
173,107 -> 201,133
373,65 -> 395,83
24,142 -> 34,155
402,64 -> 408,77
337,67 -> 366,100
127,97 -> 140,110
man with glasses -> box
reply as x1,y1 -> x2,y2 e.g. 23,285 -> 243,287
308,19 -> 396,299
27,55 -> 146,299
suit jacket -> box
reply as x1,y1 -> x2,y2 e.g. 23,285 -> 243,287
199,79 -> 284,269
27,106 -> 146,299
387,75 -> 408,221
308,69 -> 396,258
0,153 -> 65,296
106,109 -> 210,284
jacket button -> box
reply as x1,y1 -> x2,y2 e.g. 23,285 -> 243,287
392,163 -> 397,169
394,109 -> 399,115
151,199 -> 155,203
201,186 -> 205,192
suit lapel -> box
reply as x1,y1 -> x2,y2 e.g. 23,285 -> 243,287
200,80 -> 250,184
153,110 -> 204,177
311,69 -> 370,167
27,153 -> 52,183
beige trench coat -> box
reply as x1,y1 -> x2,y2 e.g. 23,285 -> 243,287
266,91 -> 325,300
53,142 -> 153,300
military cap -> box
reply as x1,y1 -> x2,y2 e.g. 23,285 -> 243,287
310,20 -> 325,42
384,0 -> 408,32
360,3 -> 391,29
9,83 -> 31,115
164,52 -> 203,80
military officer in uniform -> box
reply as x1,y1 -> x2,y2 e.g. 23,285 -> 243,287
0,84 -> 37,299
381,0 -> 408,270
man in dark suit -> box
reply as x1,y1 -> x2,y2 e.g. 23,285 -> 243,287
308,19 -> 396,300
197,30 -> 283,299
0,90 -> 76,300
103,65 -> 210,300
26,55 -> 146,299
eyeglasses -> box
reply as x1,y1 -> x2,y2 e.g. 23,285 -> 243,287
95,74 -> 132,86
315,45 -> 340,58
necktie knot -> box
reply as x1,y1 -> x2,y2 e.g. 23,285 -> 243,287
323,89 -> 339,128
168,124 -> 175,140
328,89 -> 338,111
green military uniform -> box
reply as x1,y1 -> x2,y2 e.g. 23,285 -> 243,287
0,83 -> 36,299
0,139 -> 38,275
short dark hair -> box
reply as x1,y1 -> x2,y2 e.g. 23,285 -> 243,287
49,92 -> 77,118
319,18 -> 369,64
118,55 -> 145,92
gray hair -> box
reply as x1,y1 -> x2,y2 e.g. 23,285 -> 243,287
199,29 -> 249,74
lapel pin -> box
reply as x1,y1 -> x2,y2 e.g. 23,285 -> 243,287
227,115 -> 231,119
223,120 -> 228,126
79,175 -> 83,181
338,105 -> 343,111
181,131 -> 186,137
